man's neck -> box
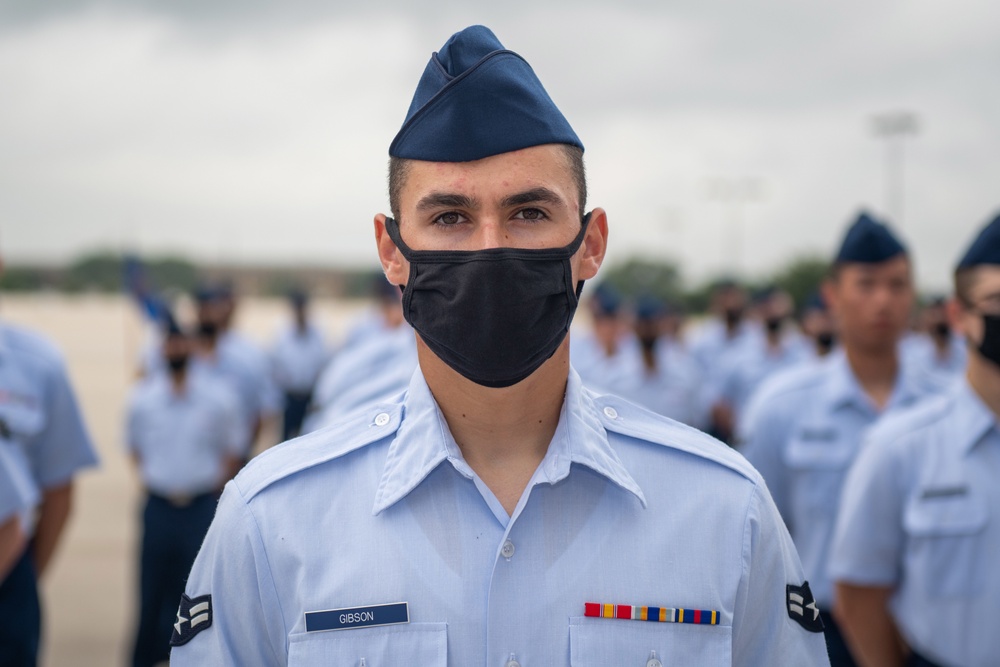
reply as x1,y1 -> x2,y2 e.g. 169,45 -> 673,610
967,354 -> 1000,419
419,339 -> 569,516
844,343 -> 899,411
169,370 -> 188,394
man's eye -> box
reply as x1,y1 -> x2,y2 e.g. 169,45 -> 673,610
514,208 -> 546,221
434,212 -> 465,225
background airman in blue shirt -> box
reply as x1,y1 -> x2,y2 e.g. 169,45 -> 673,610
269,289 -> 332,440
739,211 -> 944,666
830,211 -> 1000,667
171,25 -> 829,666
126,317 -> 244,667
0,319 -> 98,666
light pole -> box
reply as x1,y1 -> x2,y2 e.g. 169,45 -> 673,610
705,177 -> 763,277
872,112 -> 919,226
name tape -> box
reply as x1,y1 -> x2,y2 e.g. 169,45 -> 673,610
305,602 -> 409,633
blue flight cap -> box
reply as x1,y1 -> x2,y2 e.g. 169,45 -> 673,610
193,283 -> 222,304
957,212 -> 1000,269
834,211 -> 907,264
635,294 -> 665,322
590,283 -> 622,318
389,25 -> 583,162
802,291 -> 828,313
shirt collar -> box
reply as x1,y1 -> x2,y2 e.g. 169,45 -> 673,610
372,368 -> 645,515
951,378 -> 997,456
827,348 -> 924,412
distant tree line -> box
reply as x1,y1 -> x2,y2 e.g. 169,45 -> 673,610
600,255 -> 830,314
1,249 -> 831,312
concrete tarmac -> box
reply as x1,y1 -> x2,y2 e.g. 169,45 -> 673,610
4,293 -> 362,667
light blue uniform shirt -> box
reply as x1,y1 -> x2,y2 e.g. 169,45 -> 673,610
172,368 -> 829,666
0,323 -> 98,502
0,442 -> 37,524
126,370 -> 245,496
830,379 -> 1000,667
738,349 -> 941,606
611,338 -> 709,429
903,333 -> 967,379
305,324 -> 416,432
689,319 -> 761,376
711,333 -> 810,430
569,330 -> 634,395
269,322 -> 332,394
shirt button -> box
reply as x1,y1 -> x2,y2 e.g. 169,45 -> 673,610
505,659 -> 521,667
646,659 -> 662,667
603,406 -> 618,420
374,412 -> 390,427
501,540 -> 515,559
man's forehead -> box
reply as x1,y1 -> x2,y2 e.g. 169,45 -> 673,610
842,255 -> 912,278
401,145 -> 575,205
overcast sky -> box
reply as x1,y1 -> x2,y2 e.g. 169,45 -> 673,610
2,0 -> 998,290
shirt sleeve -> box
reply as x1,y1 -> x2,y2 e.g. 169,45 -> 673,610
829,428 -> 907,586
30,359 -> 98,488
169,483 -> 287,666
737,391 -> 793,531
732,482 -> 831,666
218,387 -> 249,456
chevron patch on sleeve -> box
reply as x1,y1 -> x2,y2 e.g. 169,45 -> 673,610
170,594 -> 213,646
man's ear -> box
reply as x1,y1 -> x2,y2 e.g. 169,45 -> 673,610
577,208 -> 609,281
374,214 -> 409,287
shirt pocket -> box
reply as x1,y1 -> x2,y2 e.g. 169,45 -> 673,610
287,622 -> 447,666
783,433 -> 855,512
903,494 -> 988,597
0,398 -> 45,442
569,617 -> 732,666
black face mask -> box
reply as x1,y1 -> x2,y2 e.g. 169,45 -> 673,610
385,214 -> 590,388
933,321 -> 951,339
724,308 -> 743,328
166,354 -> 189,373
816,331 -> 835,353
976,313 -> 1000,369
198,321 -> 218,340
764,317 -> 784,335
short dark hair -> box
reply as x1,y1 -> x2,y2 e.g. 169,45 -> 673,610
387,144 -> 587,221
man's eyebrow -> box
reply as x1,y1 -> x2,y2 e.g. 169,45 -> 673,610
415,192 -> 479,212
499,187 -> 565,209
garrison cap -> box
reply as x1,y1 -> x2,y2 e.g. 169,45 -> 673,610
635,294 -> 666,321
389,25 -> 583,162
957,212 -> 1000,269
590,283 -> 623,318
835,211 -> 907,264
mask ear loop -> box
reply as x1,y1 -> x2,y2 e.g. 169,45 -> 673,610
573,211 -> 594,299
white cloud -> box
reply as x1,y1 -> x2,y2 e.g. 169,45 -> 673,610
0,2 -> 998,292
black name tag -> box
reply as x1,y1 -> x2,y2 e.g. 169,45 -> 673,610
305,602 -> 409,633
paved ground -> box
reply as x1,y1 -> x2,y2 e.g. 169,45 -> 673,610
5,294 -> 362,667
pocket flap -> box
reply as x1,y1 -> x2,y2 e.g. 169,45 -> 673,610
287,622 -> 446,666
783,431 -> 854,469
569,616 -> 731,665
904,494 -> 988,537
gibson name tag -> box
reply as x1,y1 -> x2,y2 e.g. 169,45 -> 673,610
305,602 -> 409,633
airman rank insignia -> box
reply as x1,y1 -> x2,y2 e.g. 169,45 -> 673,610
584,602 -> 719,625
786,582 -> 824,633
170,594 -> 213,646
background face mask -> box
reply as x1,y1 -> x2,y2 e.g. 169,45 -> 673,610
976,312 -> 1000,368
385,214 -> 590,388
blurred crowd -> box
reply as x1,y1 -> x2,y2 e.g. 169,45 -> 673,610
0,206 -> 996,666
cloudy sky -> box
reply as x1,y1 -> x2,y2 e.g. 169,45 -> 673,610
1,0 -> 998,290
